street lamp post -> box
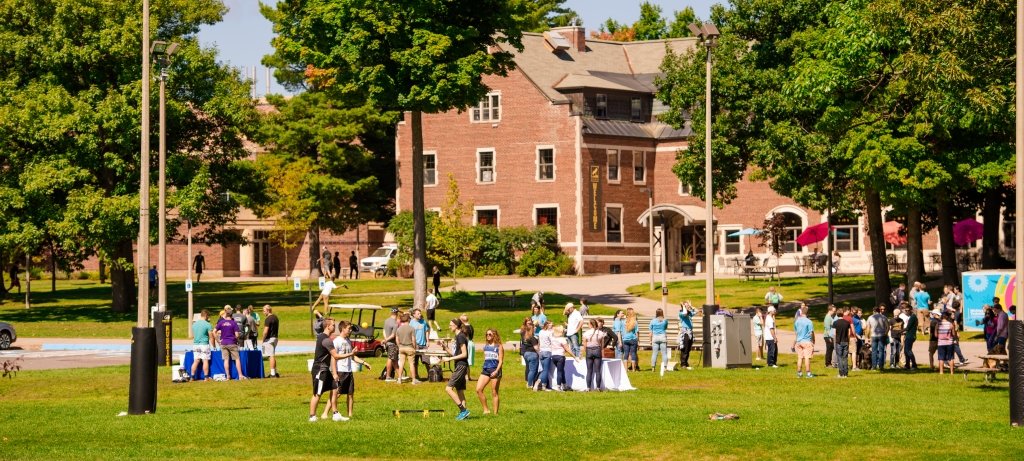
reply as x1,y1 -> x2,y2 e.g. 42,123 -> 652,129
152,40 -> 178,317
641,187 -> 655,291
1011,0 -> 1024,428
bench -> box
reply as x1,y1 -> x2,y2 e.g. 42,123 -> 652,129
974,354 -> 1009,382
742,266 -> 780,281
477,289 -> 520,309
581,315 -> 704,351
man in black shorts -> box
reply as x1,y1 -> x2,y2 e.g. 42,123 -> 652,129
442,318 -> 471,421
309,319 -> 345,422
330,321 -> 370,421
382,308 -> 399,381
192,250 -> 205,282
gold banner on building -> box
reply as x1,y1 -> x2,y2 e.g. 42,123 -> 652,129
590,163 -> 601,232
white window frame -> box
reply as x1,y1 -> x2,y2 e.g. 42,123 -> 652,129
720,226 -> 742,255
536,145 -> 555,182
473,206 -> 500,227
632,151 -> 646,184
606,204 -> 624,244
476,148 -> 496,184
533,204 -> 560,238
423,151 -> 438,187
679,181 -> 692,196
470,92 -> 501,123
607,150 -> 620,184
832,217 -> 861,252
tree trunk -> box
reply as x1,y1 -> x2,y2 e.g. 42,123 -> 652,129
110,239 -> 136,313
99,258 -> 107,284
981,187 -> 1001,268
50,244 -> 56,292
865,188 -> 891,306
935,190 -> 959,286
309,226 -> 321,279
411,110 -> 427,310
0,247 -> 8,298
906,205 -> 925,284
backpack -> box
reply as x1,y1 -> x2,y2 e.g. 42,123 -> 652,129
427,364 -> 444,382
889,289 -> 900,307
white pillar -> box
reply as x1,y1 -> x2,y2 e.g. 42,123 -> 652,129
239,229 -> 255,277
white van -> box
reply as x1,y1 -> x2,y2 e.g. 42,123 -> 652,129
360,244 -> 398,276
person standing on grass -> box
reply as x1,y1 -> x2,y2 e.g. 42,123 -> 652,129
320,246 -> 333,280
867,305 -> 890,370
216,307 -> 245,380
432,266 -> 441,299
678,302 -> 695,370
913,282 -> 932,335
565,303 -> 583,357
395,312 -> 419,384
753,307 -> 765,361
833,308 -> 853,378
822,305 -> 836,368
764,306 -> 778,368
889,306 -> 904,369
650,308 -> 669,371
192,250 -> 205,283
442,318 -> 472,420
425,288 -> 441,332
794,305 -> 815,378
927,309 -> 940,369
537,321 -> 554,391
936,310 -> 957,375
851,308 -> 864,371
460,313 -> 476,380
262,305 -> 281,378
410,309 -> 430,381
995,300 -> 1009,353
622,308 -> 640,371
550,325 -> 575,391
520,318 -> 540,390
327,321 -> 370,421
583,318 -> 607,391
598,318 -> 618,360
308,319 -> 344,422
381,308 -> 399,381
148,265 -> 158,291
764,286 -> 783,310
349,251 -> 359,280
531,304 -> 547,336
332,251 -> 342,280
476,328 -> 504,414
903,305 -> 918,369
578,298 -> 591,317
611,310 -> 625,359
190,309 -> 215,381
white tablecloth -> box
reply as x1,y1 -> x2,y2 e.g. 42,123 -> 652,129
542,357 -> 636,391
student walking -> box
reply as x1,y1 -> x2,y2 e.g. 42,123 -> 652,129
476,329 -> 504,414
904,307 -> 919,369
765,306 -> 778,367
753,307 -> 765,361
442,318 -> 472,420
764,286 -> 783,310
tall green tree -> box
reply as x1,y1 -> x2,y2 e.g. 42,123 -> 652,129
512,0 -> 579,32
254,91 -> 394,277
265,0 -> 526,308
633,2 -> 667,40
667,7 -> 701,38
0,0 -> 260,312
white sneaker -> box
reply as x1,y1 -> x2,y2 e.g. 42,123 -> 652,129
412,380 -> 423,385
385,378 -> 396,382
332,413 -> 349,422
308,416 -> 317,422
686,367 -> 693,370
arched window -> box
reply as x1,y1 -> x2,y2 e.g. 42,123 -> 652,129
780,212 -> 803,253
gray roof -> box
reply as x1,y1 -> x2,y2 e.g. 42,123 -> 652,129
505,31 -> 697,104
581,117 -> 691,140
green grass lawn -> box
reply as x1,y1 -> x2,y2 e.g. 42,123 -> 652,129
0,351 -> 1018,460
0,280 -> 607,340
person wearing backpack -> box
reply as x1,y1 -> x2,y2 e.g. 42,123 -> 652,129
764,286 -> 783,310
867,305 -> 890,370
889,306 -> 904,369
890,283 -> 906,308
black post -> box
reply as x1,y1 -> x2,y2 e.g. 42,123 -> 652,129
128,327 -> 157,414
1009,320 -> 1024,426
702,304 -> 719,367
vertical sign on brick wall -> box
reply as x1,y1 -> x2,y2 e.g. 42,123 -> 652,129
590,163 -> 601,232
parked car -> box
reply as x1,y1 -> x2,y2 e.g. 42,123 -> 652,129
0,322 -> 16,350
360,244 -> 398,277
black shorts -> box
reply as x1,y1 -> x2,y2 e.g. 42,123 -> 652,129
336,372 -> 355,394
312,370 -> 335,396
481,367 -> 502,379
426,309 -> 436,321
447,362 -> 468,390
385,342 -> 398,361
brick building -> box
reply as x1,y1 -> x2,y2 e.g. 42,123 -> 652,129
394,26 -> 959,275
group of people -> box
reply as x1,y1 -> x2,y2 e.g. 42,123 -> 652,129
319,245 -> 360,281
189,304 -> 281,381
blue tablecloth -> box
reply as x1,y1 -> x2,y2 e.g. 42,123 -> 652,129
184,349 -> 264,380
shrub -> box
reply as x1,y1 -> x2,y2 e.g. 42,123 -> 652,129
515,246 -> 573,276
452,262 -> 481,278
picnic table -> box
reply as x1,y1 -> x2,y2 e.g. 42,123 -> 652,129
742,266 -> 779,282
976,354 -> 1009,382
478,289 -> 520,309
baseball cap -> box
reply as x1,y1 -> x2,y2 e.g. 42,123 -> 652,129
565,302 -> 575,310
767,306 -> 777,314
930,308 -> 941,317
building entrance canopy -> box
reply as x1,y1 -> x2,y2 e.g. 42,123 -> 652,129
637,204 -> 716,226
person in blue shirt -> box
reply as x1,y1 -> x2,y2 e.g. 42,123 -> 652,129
794,305 -> 815,378
678,302 -> 695,369
852,307 -> 864,370
530,304 -> 546,336
411,309 -> 430,380
649,308 -> 669,370
611,310 -> 625,359
622,308 -> 640,371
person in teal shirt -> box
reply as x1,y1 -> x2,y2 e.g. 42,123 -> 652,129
611,310 -> 625,359
190,309 -> 215,380
678,302 -> 695,369
530,304 -> 547,336
794,305 -> 815,378
649,308 -> 669,370
622,308 -> 640,371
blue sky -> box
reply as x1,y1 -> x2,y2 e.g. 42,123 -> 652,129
197,0 -> 718,96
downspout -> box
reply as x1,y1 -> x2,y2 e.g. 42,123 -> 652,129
574,115 -> 585,275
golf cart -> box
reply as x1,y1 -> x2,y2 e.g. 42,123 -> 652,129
326,304 -> 386,357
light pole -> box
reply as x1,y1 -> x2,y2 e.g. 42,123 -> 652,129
641,187 -> 655,291
1012,0 -> 1023,427
129,0 -> 156,415
689,22 -> 720,312
152,40 -> 178,317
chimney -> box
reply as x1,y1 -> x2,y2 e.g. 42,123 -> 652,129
551,26 -> 586,52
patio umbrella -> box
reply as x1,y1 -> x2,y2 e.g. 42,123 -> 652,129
795,222 -> 832,246
883,221 -> 907,246
953,218 -> 984,246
